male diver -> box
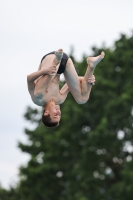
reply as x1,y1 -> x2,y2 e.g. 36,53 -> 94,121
27,49 -> 105,127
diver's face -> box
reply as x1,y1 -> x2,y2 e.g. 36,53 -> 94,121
44,100 -> 61,123
49,104 -> 61,123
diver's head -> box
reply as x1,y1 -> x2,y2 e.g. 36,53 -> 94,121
42,99 -> 61,127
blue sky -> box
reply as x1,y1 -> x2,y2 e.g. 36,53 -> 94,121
0,0 -> 133,188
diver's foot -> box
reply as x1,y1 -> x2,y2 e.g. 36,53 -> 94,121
55,49 -> 63,61
52,49 -> 63,66
86,51 -> 105,68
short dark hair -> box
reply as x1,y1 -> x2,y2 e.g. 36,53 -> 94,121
41,111 -> 59,128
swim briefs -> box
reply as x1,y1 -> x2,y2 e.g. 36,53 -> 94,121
41,51 -> 69,74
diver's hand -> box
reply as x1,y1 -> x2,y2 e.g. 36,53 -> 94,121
43,65 -> 57,76
87,75 -> 96,85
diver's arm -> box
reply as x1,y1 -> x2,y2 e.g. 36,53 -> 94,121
60,83 -> 70,95
27,65 -> 57,83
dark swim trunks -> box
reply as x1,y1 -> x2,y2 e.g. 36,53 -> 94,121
41,51 -> 69,74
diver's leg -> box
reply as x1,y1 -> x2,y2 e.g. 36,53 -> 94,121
40,49 -> 63,72
64,52 -> 105,103
84,51 -> 105,81
80,51 -> 105,99
34,50 -> 63,93
64,58 -> 83,103
35,49 -> 63,83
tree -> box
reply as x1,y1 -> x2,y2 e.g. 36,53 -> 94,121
1,33 -> 133,200
0,186 -> 19,200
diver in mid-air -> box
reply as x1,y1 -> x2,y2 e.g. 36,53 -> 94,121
27,49 -> 105,127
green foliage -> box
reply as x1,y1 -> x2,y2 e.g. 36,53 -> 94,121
1,33 -> 133,200
0,186 -> 19,200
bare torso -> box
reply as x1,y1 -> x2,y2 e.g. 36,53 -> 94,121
31,75 -> 66,106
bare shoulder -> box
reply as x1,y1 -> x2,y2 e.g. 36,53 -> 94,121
29,93 -> 46,106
